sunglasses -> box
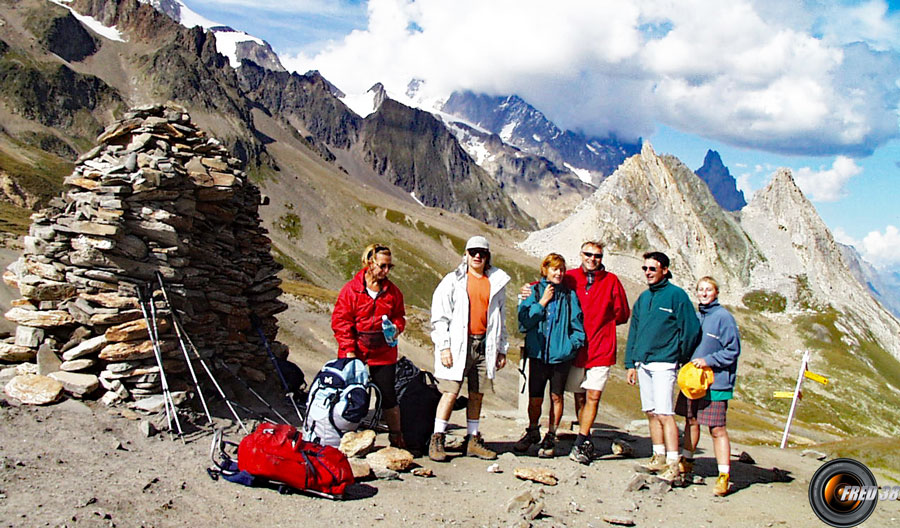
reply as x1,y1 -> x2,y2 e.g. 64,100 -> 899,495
375,263 -> 394,270
467,248 -> 489,258
641,266 -> 658,272
581,251 -> 603,259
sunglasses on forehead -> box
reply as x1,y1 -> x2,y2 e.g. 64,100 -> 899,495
581,251 -> 603,259
467,248 -> 489,258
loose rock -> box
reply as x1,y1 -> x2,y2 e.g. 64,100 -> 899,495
366,447 -> 415,472
513,467 -> 557,486
339,430 -> 376,458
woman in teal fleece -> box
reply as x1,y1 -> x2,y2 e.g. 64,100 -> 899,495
515,253 -> 585,458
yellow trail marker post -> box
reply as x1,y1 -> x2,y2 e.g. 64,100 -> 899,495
780,349 -> 813,449
804,371 -> 828,385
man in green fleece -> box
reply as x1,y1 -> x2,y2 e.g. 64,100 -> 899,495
625,251 -> 702,482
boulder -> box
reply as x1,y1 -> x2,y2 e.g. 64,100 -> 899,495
105,318 -> 169,342
4,374 -> 63,404
36,345 -> 62,375
48,371 -> 100,397
14,325 -> 44,348
5,307 -> 74,328
339,430 -> 377,458
62,334 -> 108,360
0,343 -> 36,362
60,358 -> 96,371
365,447 -> 415,472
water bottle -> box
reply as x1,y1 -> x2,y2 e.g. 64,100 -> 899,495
381,315 -> 398,347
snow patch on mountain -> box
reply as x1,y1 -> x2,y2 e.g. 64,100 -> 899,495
210,27 -> 264,68
50,0 -> 125,41
563,163 -> 594,186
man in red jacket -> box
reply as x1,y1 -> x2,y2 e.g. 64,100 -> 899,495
565,241 -> 630,464
332,243 -> 406,447
518,241 -> 630,464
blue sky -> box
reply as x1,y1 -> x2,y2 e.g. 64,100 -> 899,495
183,0 -> 900,268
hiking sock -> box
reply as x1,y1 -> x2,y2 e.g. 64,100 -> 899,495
434,419 -> 448,434
652,444 -> 665,456
575,434 -> 588,445
466,419 -> 480,436
666,451 -> 680,464
682,449 -> 695,461
718,464 -> 730,475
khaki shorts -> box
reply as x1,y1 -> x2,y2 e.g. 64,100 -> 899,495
565,365 -> 611,393
437,335 -> 492,395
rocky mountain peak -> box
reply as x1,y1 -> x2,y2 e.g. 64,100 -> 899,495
741,169 -> 900,356
368,82 -> 389,112
695,150 -> 746,211
522,142 -> 758,295
746,167 -> 813,220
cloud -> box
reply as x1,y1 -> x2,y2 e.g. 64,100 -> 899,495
861,225 -> 900,267
792,156 -> 862,202
282,0 -> 900,156
189,0 -> 363,16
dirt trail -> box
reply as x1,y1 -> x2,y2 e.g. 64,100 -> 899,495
1,385 -> 897,528
2,297 -> 897,527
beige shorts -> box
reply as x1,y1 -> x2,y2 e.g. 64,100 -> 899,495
565,365 -> 611,393
437,335 -> 492,395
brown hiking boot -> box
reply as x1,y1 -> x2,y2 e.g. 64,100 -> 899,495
464,433 -> 497,460
643,453 -> 667,473
658,460 -> 682,484
428,432 -> 447,462
513,426 -> 541,453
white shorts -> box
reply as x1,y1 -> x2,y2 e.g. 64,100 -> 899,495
637,363 -> 677,415
565,366 -> 611,393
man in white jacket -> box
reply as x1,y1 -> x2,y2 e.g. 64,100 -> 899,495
429,236 -> 510,462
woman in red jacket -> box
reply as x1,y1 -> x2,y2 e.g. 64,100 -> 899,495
331,243 -> 407,447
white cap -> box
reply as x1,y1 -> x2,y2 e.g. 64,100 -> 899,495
465,236 -> 490,251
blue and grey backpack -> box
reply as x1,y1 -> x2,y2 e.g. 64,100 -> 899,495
301,358 -> 381,447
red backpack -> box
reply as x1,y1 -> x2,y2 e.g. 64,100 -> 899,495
234,423 -> 354,498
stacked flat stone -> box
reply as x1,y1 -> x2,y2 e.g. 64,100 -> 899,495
2,104 -> 286,405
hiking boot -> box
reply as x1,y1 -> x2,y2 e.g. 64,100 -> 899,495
537,432 -> 557,458
643,453 -> 667,473
569,439 -> 595,465
428,433 -> 447,462
514,426 -> 541,453
714,473 -> 730,496
679,458 -> 694,481
464,433 -> 497,460
658,460 -> 681,483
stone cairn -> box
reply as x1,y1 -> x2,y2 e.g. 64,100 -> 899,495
1,104 -> 287,407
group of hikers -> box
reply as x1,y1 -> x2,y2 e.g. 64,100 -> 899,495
329,236 -> 741,496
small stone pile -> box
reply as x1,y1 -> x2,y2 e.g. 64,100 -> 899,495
1,103 -> 286,405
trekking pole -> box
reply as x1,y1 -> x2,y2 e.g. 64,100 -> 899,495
250,313 -> 305,423
213,357 -> 292,425
136,285 -> 180,441
154,275 -> 248,434
154,274 -> 214,427
147,285 -> 185,443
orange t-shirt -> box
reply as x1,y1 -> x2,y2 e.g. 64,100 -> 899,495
467,270 -> 490,335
